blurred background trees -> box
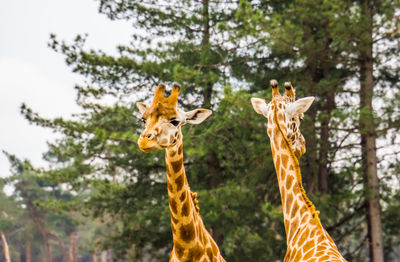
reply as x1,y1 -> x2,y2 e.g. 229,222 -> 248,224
1,0 -> 400,261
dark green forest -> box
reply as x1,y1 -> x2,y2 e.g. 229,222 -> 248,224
1,0 -> 400,261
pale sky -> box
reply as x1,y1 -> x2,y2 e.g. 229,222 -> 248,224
0,0 -> 132,178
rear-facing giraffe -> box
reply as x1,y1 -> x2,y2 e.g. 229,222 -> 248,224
137,83 -> 225,262
251,80 -> 347,262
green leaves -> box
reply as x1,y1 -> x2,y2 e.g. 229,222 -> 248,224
0,218 -> 12,232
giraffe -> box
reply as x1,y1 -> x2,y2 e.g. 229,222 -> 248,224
137,83 -> 226,262
251,80 -> 347,262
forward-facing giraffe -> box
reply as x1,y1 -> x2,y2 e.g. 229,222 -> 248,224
137,83 -> 225,262
251,80 -> 347,262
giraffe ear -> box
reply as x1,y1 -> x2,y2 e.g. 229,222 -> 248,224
251,98 -> 268,116
136,102 -> 148,115
285,97 -> 315,117
185,109 -> 212,125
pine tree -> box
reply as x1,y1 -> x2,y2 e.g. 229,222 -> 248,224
355,0 -> 400,260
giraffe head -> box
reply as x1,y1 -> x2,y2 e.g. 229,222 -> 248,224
137,83 -> 212,152
251,80 -> 315,158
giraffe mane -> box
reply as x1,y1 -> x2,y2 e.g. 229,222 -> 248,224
190,191 -> 200,213
272,99 -> 324,233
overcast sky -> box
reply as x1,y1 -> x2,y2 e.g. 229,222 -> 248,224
0,0 -> 132,178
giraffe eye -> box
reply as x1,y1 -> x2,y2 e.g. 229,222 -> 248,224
170,119 -> 180,126
141,118 -> 146,124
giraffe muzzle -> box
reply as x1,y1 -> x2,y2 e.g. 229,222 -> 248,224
138,134 -> 157,153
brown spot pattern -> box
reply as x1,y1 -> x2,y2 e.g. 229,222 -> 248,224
175,243 -> 184,258
298,227 -> 310,247
310,228 -> 317,238
181,201 -> 190,216
303,243 -> 315,258
169,150 -> 176,158
168,182 -> 173,192
281,154 -> 289,168
170,198 -> 178,214
290,201 -> 299,219
291,227 -> 301,245
179,191 -> 187,202
180,222 -> 196,242
289,217 -> 299,242
285,192 -> 293,211
278,112 -> 284,121
188,243 -> 203,260
275,139 -> 280,150
171,158 -> 183,173
175,175 -> 184,191
286,175 -> 294,190
280,168 -> 286,181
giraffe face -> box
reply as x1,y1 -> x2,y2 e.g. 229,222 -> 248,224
137,84 -> 212,153
251,81 -> 314,158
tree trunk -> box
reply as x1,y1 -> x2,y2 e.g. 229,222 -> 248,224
201,0 -> 213,109
207,151 -> 224,248
19,246 -> 23,262
318,69 -> 335,195
26,241 -> 31,262
69,232 -> 78,262
301,107 -> 319,193
100,251 -> 107,262
92,247 -> 98,262
44,234 -> 52,262
129,243 -> 136,261
0,231 -> 11,262
28,204 -> 68,262
28,205 -> 52,262
49,233 -> 67,262
359,1 -> 384,261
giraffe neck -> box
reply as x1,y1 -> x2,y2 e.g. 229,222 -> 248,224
165,137 -> 225,261
270,117 -> 321,243
269,101 -> 346,261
